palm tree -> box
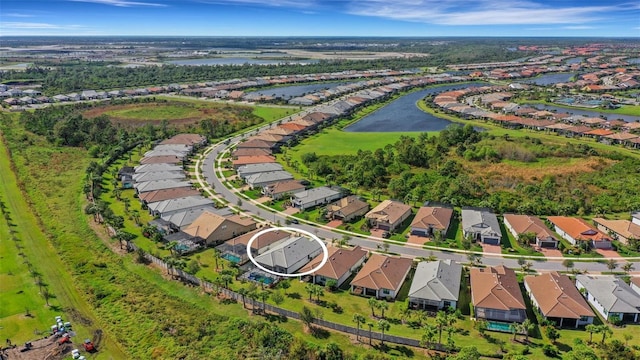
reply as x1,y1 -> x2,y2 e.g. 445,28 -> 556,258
300,306 -> 315,331
585,324 -> 598,343
622,262 -> 635,274
42,286 -> 52,306
122,197 -> 131,214
522,319 -> 534,342
377,319 -> 390,346
247,290 -> 259,314
420,324 -> 437,349
259,290 -> 269,312
237,288 -> 248,309
510,323 -> 519,341
606,259 -> 618,271
367,322 -> 374,346
131,209 -> 141,225
435,311 -> 450,346
212,248 -> 221,270
166,241 -> 179,256
352,313 -> 366,341
562,259 -> 575,272
599,325 -> 612,344
377,300 -> 389,319
368,297 -> 378,317
305,283 -> 315,301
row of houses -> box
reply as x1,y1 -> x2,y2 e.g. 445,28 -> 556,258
433,86 -> 640,149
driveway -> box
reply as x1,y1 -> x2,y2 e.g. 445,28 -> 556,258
481,243 -> 502,254
537,247 -> 564,258
407,235 -> 429,245
282,207 -> 300,215
326,219 -> 343,228
595,248 -> 622,258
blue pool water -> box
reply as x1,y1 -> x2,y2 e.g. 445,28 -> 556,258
222,253 -> 241,263
487,321 -> 512,333
249,272 -> 275,285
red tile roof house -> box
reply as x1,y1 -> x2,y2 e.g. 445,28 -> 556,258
592,218 -> 640,246
470,265 -> 527,324
350,254 -> 413,299
503,214 -> 558,248
300,245 -> 368,287
547,216 -> 612,249
217,227 -> 291,263
524,272 -> 595,328
410,206 -> 454,238
231,155 -> 277,169
365,200 -> 412,232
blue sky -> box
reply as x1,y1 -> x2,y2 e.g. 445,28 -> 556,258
1,0 -> 639,37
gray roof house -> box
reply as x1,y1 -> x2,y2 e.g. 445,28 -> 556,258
254,236 -> 324,274
147,196 -> 215,217
245,171 -> 293,189
152,144 -> 193,153
134,179 -> 192,194
132,170 -> 185,183
575,275 -> 640,323
633,211 -> 640,226
237,163 -> 284,179
408,260 -> 462,310
162,206 -> 231,231
461,207 -> 503,245
143,149 -> 189,159
135,163 -> 184,174
291,187 -> 342,211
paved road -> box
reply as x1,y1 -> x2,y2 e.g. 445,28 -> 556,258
197,112 -> 640,275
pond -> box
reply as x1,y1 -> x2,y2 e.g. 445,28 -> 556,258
565,57 -> 584,65
518,72 -> 576,85
345,82 -> 490,133
166,57 -> 319,66
244,81 -> 354,100
525,103 -> 640,122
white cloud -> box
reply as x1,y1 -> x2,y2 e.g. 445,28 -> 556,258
69,0 -> 167,7
563,26 -> 595,30
194,0 -> 317,9
3,13 -> 35,18
2,22 -> 84,30
346,0 -> 619,25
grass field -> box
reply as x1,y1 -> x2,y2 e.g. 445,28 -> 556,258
104,103 -> 202,120
0,127 -> 126,357
252,106 -> 296,122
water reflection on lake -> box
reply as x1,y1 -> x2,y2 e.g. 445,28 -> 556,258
167,57 -> 319,66
245,82 -> 354,100
345,83 -> 490,132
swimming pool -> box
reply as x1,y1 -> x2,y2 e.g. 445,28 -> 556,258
249,272 -> 275,285
487,321 -> 512,333
222,253 -> 241,263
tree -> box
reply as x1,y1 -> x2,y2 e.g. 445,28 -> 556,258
352,313 -> 366,341
420,324 -> 437,349
377,300 -> 389,319
212,248 -> 221,270
279,279 -> 291,294
259,290 -> 269,312
367,322 -> 374,346
585,324 -> 598,343
562,259 -> 575,272
42,286 -> 52,306
522,318 -> 534,342
325,279 -> 338,292
237,288 -> 248,309
271,290 -> 284,306
377,319 -> 390,346
305,283 -> 315,301
599,325 -> 612,344
368,297 -> 378,317
476,319 -> 488,337
312,284 -> 324,302
450,346 -> 481,360
435,310 -> 452,346
606,259 -> 618,271
622,262 -> 634,274
510,322 -> 519,341
220,269 -> 234,288
300,306 -> 315,332
131,209 -> 141,225
186,260 -> 200,275
545,326 -> 560,344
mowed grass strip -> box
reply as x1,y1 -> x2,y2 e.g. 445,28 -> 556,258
105,103 -> 201,120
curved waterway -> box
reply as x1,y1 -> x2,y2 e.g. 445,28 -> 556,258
244,81 -> 354,100
345,82 -> 490,132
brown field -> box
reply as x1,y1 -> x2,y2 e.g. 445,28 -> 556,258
466,156 -> 614,183
82,102 -> 258,129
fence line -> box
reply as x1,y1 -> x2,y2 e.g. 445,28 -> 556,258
126,241 -> 447,351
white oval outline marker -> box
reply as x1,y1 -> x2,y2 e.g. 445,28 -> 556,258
246,226 -> 328,278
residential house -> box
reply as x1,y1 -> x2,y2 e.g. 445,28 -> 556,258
132,170 -> 185,183
162,207 -> 231,232
139,155 -> 183,165
503,214 -> 558,248
365,200 -> 412,232
236,163 -> 284,179
575,275 -> 640,323
135,163 -> 183,174
143,149 -> 189,160
632,212 -> 640,226
183,212 -> 257,246
117,166 -> 135,188
261,180 -> 306,200
160,134 -> 207,148
134,179 -> 192,194
461,207 -> 503,245
408,260 -> 462,311
218,227 -> 291,262
235,139 -> 276,151
147,196 -> 214,217
245,171 -> 294,189
350,254 -> 413,299
631,278 -> 640,296
593,218 -> 640,245
470,265 -> 527,323
232,155 -> 277,169
547,216 -> 612,249
300,246 -> 367,287
524,272 -> 595,328
291,187 -> 342,211
254,236 -> 324,274
410,206 -> 454,238
326,196 -> 370,222
138,187 -> 201,206
231,148 -> 272,159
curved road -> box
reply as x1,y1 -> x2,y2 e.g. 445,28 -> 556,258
195,109 -> 640,275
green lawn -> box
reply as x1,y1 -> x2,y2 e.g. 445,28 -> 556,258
252,106 -> 296,122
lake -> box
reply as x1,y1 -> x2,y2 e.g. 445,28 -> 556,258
166,57 -> 319,66
518,72 -> 576,85
565,57 -> 584,65
526,104 -> 640,122
345,83 -> 490,133
244,82 -> 354,100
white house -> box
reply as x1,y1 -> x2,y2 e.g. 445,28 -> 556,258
408,260 -> 462,310
575,275 -> 640,324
